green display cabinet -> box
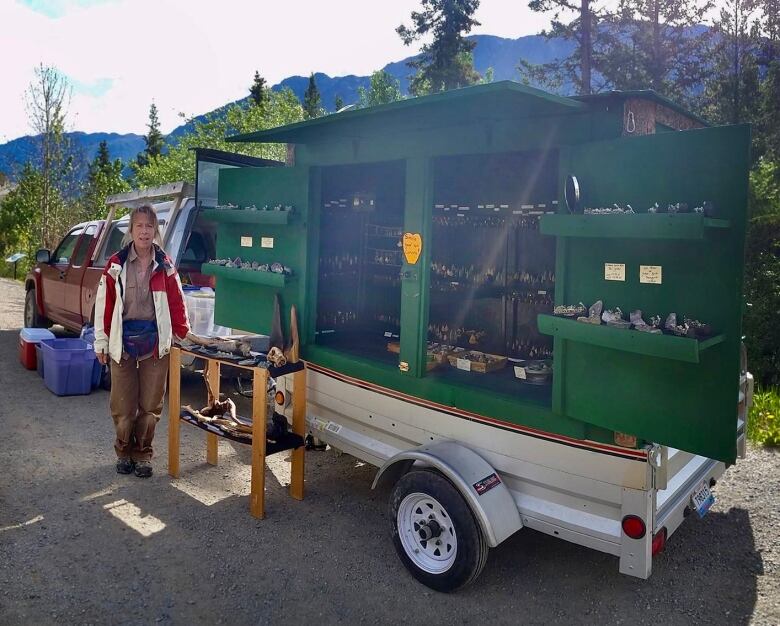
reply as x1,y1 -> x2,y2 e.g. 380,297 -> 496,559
202,81 -> 748,463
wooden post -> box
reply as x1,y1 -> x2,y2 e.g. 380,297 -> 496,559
168,347 -> 181,478
290,368 -> 306,500
250,367 -> 268,519
206,359 -> 220,466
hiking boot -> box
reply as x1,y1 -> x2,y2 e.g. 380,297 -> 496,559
116,458 -> 135,474
134,460 -> 153,478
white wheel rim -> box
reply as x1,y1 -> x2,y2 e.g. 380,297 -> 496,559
397,492 -> 457,574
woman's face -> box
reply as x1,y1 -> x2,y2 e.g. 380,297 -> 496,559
131,213 -> 156,253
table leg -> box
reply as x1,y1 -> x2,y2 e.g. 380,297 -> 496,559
250,368 -> 267,519
290,368 -> 306,501
168,347 -> 181,478
206,359 -> 220,466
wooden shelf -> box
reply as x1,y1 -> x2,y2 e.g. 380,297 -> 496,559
201,207 -> 292,225
201,263 -> 290,288
539,213 -> 730,240
537,314 -> 725,363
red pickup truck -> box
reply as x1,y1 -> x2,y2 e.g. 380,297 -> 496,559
24,198 -> 215,332
24,151 -> 283,333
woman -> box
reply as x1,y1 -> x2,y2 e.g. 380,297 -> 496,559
94,204 -> 190,478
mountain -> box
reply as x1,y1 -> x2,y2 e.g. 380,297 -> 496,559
0,32 -> 574,180
0,132 -> 145,181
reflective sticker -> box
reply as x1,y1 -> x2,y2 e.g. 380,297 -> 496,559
473,473 -> 501,495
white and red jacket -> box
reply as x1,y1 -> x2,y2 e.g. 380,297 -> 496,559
94,243 -> 190,363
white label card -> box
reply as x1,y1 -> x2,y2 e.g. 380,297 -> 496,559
639,265 -> 662,284
261,237 -> 274,249
604,263 -> 626,281
240,236 -> 252,248
514,366 -> 527,380
456,358 -> 472,371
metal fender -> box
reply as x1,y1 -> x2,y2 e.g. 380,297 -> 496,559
372,440 -> 523,547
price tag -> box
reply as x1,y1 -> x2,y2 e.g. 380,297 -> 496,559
261,237 -> 274,249
639,265 -> 662,284
604,263 -> 626,281
456,358 -> 471,371
240,236 -> 252,248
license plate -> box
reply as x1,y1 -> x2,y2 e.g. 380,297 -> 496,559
691,483 -> 715,518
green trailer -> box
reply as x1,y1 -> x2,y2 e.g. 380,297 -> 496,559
198,81 -> 753,591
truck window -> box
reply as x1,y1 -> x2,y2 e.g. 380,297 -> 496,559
71,224 -> 97,267
98,223 -> 128,264
52,227 -> 85,264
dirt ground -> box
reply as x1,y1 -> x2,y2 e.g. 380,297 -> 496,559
0,276 -> 778,625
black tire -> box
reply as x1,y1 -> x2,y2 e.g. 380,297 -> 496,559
24,288 -> 50,329
389,469 -> 489,593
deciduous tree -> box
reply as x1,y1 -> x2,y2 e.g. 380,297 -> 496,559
357,71 -> 403,108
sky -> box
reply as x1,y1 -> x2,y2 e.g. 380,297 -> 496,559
0,0 -> 558,143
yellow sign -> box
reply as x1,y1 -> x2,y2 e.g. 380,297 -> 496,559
403,233 -> 422,265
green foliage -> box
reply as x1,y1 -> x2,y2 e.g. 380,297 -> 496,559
755,61 -> 780,159
137,102 -> 164,167
334,94 -> 345,111
743,158 -> 780,388
521,0 -> 613,95
132,88 -> 304,187
747,386 -> 780,446
397,0 -> 482,95
0,164 -> 46,278
303,73 -> 322,119
357,71 -> 403,108
79,141 -> 129,221
249,71 -> 268,108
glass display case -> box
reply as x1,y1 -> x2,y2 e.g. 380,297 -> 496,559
425,151 -> 558,401
315,161 -> 405,364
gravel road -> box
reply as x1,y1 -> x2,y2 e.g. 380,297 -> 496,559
0,276 -> 777,625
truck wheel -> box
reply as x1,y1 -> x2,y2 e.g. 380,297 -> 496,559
24,288 -> 50,328
389,469 -> 489,593
100,364 -> 111,390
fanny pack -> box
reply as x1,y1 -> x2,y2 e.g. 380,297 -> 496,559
122,319 -> 158,358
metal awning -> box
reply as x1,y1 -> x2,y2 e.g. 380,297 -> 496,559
226,81 -> 586,145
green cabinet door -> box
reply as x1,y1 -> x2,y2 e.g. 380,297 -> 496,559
209,166 -> 310,340
547,124 -> 750,463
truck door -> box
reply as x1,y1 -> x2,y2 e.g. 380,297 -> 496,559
62,223 -> 99,329
39,226 -> 85,325
541,124 -> 750,463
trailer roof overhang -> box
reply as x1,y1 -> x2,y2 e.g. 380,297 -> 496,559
226,81 -> 587,145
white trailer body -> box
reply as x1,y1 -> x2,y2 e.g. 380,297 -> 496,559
279,363 -> 751,587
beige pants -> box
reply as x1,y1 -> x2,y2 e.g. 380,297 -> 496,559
109,354 -> 169,461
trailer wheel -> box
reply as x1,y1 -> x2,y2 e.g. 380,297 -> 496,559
389,469 -> 488,593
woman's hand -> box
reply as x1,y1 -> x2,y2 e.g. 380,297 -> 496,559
96,352 -> 108,365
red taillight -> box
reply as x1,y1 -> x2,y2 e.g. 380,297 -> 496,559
652,528 -> 667,556
621,515 -> 647,539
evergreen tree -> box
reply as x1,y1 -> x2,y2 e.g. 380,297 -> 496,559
757,60 -> 780,159
357,71 -> 404,108
334,94 -> 345,111
0,163 -> 42,276
81,141 -> 129,220
249,71 -> 267,107
701,0 -> 760,126
137,102 -> 164,167
757,0 -> 780,63
520,1 -> 616,95
606,0 -> 713,100
303,73 -> 322,119
397,0 -> 482,95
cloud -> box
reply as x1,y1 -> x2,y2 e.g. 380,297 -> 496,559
1,0 -> 549,142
